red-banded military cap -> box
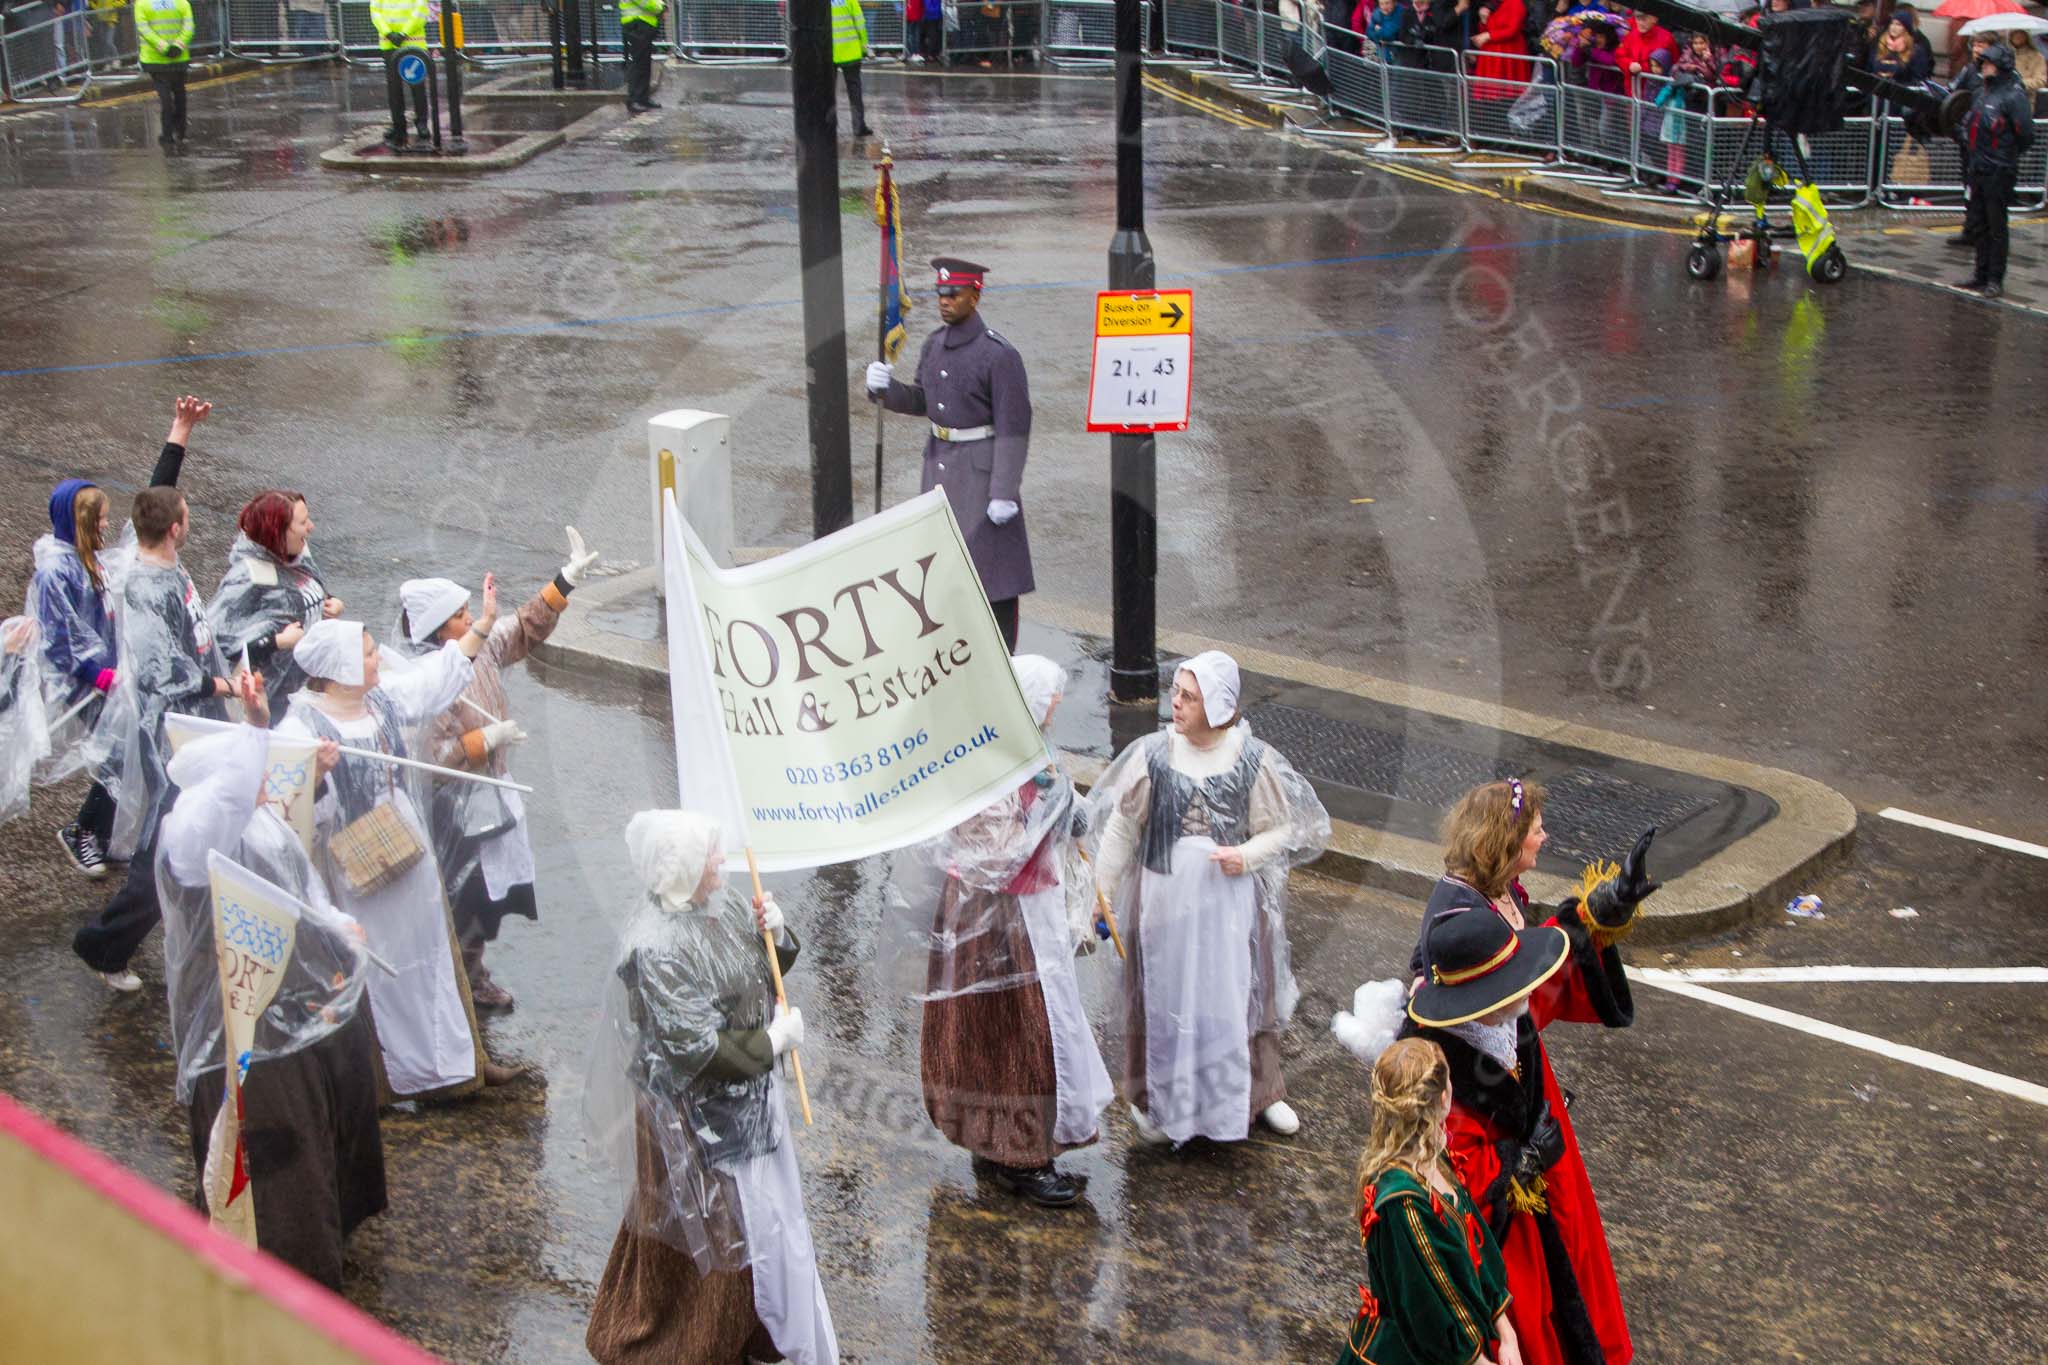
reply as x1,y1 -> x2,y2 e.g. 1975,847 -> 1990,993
931,257 -> 989,293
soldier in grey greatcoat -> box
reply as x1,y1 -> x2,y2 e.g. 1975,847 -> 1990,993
865,257 -> 1033,650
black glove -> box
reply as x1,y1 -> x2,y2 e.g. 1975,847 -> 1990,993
1511,1107 -> 1566,1185
167,44 -> 185,60
1586,825 -> 1661,927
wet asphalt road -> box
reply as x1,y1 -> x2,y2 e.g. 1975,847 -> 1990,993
1,61 -> 2045,1363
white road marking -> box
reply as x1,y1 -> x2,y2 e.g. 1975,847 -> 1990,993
1636,966 -> 2048,986
1878,807 -> 2048,860
1627,970 -> 2048,1109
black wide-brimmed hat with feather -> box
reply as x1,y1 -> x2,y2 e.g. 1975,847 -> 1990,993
1408,907 -> 1569,1028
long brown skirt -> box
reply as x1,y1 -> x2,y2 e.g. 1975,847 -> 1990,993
1118,879 -> 1287,1128
184,1010 -> 387,1292
587,1112 -> 781,1365
919,881 -> 1088,1167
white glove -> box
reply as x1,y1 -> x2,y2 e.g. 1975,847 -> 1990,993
757,893 -> 787,940
988,499 -> 1020,525
481,719 -> 527,752
766,1003 -> 805,1056
561,525 -> 600,587
864,360 -> 893,394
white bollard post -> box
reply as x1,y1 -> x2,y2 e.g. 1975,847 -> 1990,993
648,410 -> 735,592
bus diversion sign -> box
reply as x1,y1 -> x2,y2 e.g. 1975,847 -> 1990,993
1086,290 -> 1193,434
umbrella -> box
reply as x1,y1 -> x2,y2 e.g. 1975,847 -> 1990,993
1932,0 -> 2026,20
1958,11 -> 2048,35
1690,0 -> 1754,13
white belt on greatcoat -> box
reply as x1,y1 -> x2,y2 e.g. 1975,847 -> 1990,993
929,422 -> 994,443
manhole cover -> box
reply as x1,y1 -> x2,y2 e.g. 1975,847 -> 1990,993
1539,767 -> 1714,868
1244,701 -> 1518,810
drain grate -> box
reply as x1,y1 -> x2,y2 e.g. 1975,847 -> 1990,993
1244,701 -> 1519,811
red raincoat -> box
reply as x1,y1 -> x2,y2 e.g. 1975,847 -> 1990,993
1613,16 -> 1675,99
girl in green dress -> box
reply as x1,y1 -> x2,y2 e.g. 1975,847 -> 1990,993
1340,1038 -> 1523,1365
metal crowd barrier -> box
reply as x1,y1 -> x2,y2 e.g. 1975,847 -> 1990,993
2,0 -> 226,103
224,0 -> 338,60
1161,0 -> 1217,60
938,0 -> 1040,64
1456,48 -> 1554,166
1043,0 -> 1145,67
1876,114 -> 2048,212
676,0 -> 783,62
861,0 -> 903,58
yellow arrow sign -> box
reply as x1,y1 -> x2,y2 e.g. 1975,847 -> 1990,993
1095,290 -> 1193,336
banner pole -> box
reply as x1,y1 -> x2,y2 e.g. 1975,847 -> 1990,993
745,847 -> 814,1126
1074,844 -> 1127,960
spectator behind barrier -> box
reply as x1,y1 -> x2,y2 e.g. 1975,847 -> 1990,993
1873,12 -> 1932,87
1361,0 -> 1421,64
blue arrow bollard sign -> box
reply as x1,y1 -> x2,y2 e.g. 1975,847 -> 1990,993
397,51 -> 427,85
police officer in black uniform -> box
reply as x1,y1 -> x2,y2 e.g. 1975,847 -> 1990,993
866,257 -> 1034,650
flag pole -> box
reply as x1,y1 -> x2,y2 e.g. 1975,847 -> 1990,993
329,743 -> 536,795
873,147 -> 893,517
745,847 -> 814,1126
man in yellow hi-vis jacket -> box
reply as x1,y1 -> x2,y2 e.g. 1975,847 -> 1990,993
135,0 -> 195,151
619,0 -> 665,115
831,0 -> 874,138
370,0 -> 431,150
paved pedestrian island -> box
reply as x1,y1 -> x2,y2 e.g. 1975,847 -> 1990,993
538,566 -> 1855,942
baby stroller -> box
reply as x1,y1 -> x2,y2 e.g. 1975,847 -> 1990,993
1686,140 -> 1846,284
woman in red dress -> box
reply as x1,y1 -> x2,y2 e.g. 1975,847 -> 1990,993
1469,0 -> 1530,98
1400,779 -> 1659,1365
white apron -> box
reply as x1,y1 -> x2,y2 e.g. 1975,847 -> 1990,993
1015,881 -> 1115,1148
476,787 -> 536,900
1137,835 -> 1257,1144
345,786 -> 478,1095
732,1086 -> 839,1365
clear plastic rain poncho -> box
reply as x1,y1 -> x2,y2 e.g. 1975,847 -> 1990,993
207,533 -> 330,717
276,628 -> 480,1098
585,811 -> 838,1364
388,617 -> 520,912
1083,719 -> 1330,1141
882,764 -> 1091,1003
0,618 -> 52,825
91,553 -> 233,859
26,528 -> 121,785
586,885 -> 788,1271
155,723 -> 372,1106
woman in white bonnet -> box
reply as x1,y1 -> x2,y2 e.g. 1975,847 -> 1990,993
396,528 -> 599,1013
277,581 -> 532,1100
585,810 -> 836,1365
896,654 -> 1115,1209
1087,649 -> 1329,1147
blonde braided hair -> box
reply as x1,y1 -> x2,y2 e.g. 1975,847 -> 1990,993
1355,1038 -> 1452,1201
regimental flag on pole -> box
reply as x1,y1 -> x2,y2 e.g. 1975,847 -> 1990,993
660,488 -> 1045,872
875,153 -> 910,364
166,714 -> 319,857
201,850 -> 306,1247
